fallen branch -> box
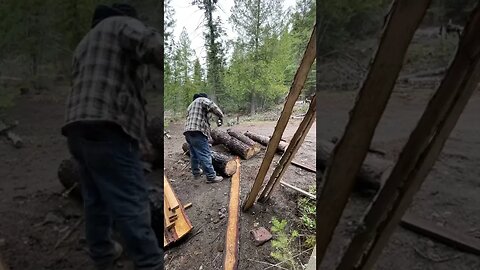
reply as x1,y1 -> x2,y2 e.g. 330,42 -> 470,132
280,182 -> 315,200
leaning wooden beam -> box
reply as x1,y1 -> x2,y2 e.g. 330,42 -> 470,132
259,95 -> 316,201
338,5 -> 480,269
243,24 -> 316,211
400,214 -> 480,256
315,0 -> 431,264
223,157 -> 241,270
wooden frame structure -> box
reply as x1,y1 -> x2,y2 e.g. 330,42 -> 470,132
316,1 -> 480,269
243,24 -> 317,211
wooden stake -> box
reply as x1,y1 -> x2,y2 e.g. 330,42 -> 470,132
259,95 -> 316,201
338,5 -> 480,269
224,157 -> 241,270
243,24 -> 316,211
315,0 -> 431,265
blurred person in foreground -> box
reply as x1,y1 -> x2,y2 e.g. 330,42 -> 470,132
61,3 -> 163,270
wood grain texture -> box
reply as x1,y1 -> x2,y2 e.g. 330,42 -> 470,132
164,175 -> 193,247
315,0 -> 432,265
224,158 -> 241,270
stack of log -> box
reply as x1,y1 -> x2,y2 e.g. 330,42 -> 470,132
210,129 -> 260,160
0,120 -> 23,148
182,143 -> 237,177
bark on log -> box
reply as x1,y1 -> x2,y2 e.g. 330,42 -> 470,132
182,142 -> 237,177
244,131 -> 289,153
227,129 -> 260,149
317,140 -> 391,191
211,129 -> 257,160
146,116 -> 163,150
57,158 -> 165,241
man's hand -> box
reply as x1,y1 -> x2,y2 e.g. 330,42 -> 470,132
217,118 -> 223,127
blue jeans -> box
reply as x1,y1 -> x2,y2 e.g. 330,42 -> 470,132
184,131 -> 217,179
66,123 -> 163,270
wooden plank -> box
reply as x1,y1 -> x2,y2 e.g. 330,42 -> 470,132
350,6 -> 480,269
242,24 -> 316,211
315,0 -> 431,265
400,214 -> 480,255
279,181 -> 315,200
184,203 -> 193,209
164,175 -> 180,211
259,95 -> 316,201
163,176 -> 193,247
290,160 -> 316,173
224,158 -> 241,270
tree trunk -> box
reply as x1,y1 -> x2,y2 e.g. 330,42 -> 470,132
211,129 -> 257,159
182,142 -> 237,176
227,129 -> 260,151
244,131 -> 289,153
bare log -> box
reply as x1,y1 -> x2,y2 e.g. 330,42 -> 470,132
211,129 -> 257,160
227,129 -> 260,150
182,142 -> 237,177
244,131 -> 289,153
317,140 -> 391,191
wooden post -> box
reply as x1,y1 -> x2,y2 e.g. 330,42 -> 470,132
259,95 -> 316,201
337,5 -> 480,269
242,25 -> 316,211
315,0 -> 432,265
224,158 -> 241,270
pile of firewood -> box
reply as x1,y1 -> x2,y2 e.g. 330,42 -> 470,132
0,120 -> 23,148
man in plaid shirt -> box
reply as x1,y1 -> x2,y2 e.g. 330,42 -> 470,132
184,93 -> 224,183
61,4 -> 163,270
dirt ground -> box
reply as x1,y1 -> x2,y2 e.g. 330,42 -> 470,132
163,117 -> 316,270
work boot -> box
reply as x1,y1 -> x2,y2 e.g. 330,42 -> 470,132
206,175 -> 224,184
193,168 -> 204,180
94,241 -> 123,270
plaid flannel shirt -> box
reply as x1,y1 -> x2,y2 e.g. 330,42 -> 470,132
184,97 -> 224,138
62,16 -> 163,145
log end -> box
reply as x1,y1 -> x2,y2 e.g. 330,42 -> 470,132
224,160 -> 238,176
243,147 -> 258,160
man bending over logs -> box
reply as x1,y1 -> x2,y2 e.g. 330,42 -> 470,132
184,93 -> 225,183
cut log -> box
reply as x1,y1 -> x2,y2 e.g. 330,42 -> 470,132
227,129 -> 260,150
317,140 -> 391,191
211,129 -> 257,160
223,158 -> 241,270
244,131 -> 289,153
146,116 -> 163,150
182,142 -> 237,177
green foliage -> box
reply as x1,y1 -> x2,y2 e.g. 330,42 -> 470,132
166,0 -> 315,115
270,218 -> 300,269
298,185 -> 316,232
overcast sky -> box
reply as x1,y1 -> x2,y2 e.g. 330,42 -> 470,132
171,0 -> 297,65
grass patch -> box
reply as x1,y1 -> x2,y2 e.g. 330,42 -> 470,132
298,185 -> 316,249
270,217 -> 301,269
